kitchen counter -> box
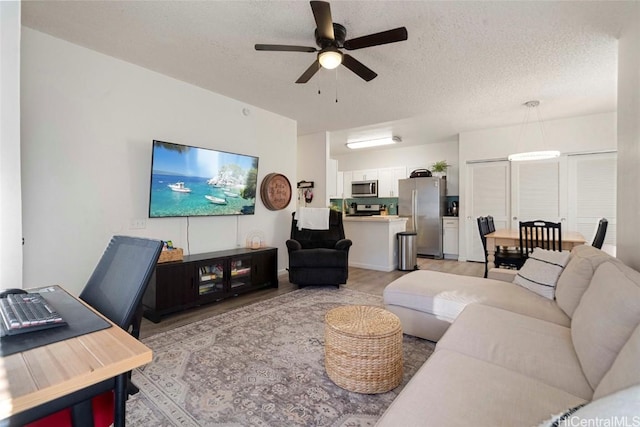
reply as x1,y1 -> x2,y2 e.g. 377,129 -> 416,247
343,216 -> 408,272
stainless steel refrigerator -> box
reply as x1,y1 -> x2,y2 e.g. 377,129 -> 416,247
398,177 -> 447,258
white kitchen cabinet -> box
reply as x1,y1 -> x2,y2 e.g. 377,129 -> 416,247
443,217 -> 459,259
327,159 -> 338,199
336,171 -> 344,198
378,167 -> 406,197
352,169 -> 378,181
342,171 -> 353,198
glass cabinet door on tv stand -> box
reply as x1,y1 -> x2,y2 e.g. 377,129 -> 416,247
229,255 -> 252,293
197,262 -> 225,298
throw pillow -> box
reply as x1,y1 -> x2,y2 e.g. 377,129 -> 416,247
513,248 -> 571,299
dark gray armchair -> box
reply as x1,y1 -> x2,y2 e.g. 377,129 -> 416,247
286,210 -> 352,287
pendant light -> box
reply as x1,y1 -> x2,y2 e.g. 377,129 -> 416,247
508,100 -> 560,162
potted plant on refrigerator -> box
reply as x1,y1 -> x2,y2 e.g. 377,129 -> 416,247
431,160 -> 451,178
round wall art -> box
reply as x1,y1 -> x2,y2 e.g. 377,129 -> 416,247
260,173 -> 292,211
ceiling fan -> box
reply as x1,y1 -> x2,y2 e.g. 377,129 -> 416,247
255,1 -> 408,83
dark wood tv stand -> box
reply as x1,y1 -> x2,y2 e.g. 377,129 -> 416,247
142,247 -> 278,323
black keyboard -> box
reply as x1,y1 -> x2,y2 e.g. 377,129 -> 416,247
0,293 -> 66,336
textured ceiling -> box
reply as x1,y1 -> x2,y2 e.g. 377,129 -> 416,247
21,1 -> 635,156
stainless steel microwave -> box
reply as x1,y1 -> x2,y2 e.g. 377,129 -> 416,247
351,180 -> 378,198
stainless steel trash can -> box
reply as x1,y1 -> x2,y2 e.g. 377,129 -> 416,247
397,231 -> 417,271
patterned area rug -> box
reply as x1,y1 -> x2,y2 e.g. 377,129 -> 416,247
126,287 -> 434,426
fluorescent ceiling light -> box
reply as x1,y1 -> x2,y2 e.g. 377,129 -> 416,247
508,150 -> 561,161
346,137 -> 400,150
318,49 -> 342,69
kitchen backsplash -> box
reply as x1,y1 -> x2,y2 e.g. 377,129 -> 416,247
330,197 -> 399,215
330,195 -> 459,216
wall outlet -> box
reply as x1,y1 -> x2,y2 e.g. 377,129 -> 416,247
130,219 -> 146,229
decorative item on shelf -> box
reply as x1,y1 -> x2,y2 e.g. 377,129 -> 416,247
508,100 -> 560,162
260,173 -> 292,210
296,180 -> 314,188
158,246 -> 184,263
246,230 -> 266,249
430,160 -> 450,178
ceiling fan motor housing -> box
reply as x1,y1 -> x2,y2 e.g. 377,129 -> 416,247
315,23 -> 347,48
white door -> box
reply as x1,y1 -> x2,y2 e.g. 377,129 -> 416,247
510,157 -> 567,228
466,161 -> 511,262
567,152 -> 617,246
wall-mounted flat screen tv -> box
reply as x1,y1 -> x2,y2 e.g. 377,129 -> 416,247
149,140 -> 259,217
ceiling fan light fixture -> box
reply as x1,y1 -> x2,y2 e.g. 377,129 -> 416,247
346,136 -> 400,150
318,48 -> 342,69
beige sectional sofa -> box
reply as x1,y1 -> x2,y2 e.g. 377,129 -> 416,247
378,245 -> 640,426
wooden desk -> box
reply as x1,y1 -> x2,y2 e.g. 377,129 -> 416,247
486,229 -> 586,269
0,287 -> 152,426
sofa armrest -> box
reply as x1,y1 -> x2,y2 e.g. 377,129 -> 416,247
335,239 -> 353,251
487,268 -> 518,282
286,239 -> 302,252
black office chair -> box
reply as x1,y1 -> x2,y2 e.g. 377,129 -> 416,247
286,210 -> 352,287
591,218 -> 608,249
519,220 -> 562,257
19,236 -> 163,427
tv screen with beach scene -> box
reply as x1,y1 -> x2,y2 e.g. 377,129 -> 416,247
149,140 -> 259,217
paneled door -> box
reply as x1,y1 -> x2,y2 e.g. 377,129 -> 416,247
567,152 -> 617,246
510,157 -> 568,228
466,161 -> 511,262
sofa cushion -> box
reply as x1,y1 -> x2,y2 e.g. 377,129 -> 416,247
571,261 -> 640,390
437,304 -> 593,400
375,349 -> 586,427
538,385 -> 640,427
513,248 -> 571,299
383,270 -> 570,326
555,244 -> 614,318
593,321 -> 640,400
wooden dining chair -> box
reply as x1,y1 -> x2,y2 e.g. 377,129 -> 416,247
519,220 -> 562,257
487,214 -> 521,256
591,218 -> 608,249
477,216 -> 524,277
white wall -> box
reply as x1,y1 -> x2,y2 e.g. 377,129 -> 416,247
21,29 -> 297,295
458,112 -> 617,260
617,6 -> 640,270
333,140 -> 460,195
297,132 -> 329,207
0,2 -> 23,289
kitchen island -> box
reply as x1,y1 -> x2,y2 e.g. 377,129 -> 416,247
343,215 -> 408,272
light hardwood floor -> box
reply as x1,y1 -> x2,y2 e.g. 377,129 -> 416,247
139,258 -> 484,339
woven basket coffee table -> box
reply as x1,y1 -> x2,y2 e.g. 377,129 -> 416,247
324,305 -> 403,394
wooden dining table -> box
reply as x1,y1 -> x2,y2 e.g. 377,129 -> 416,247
485,229 -> 586,269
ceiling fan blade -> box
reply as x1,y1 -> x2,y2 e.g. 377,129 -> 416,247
343,27 -> 408,50
342,54 -> 377,82
310,1 -> 334,41
255,44 -> 317,53
296,59 -> 321,84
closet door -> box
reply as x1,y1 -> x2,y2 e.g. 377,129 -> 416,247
510,157 -> 567,228
466,161 -> 510,262
567,152 -> 617,246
